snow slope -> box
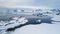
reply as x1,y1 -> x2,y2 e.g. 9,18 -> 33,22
10,23 -> 60,34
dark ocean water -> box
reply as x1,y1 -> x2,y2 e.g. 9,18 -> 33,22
27,17 -> 52,24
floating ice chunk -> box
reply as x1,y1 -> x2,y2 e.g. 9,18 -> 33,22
52,21 -> 60,24
5,23 -> 21,29
51,15 -> 60,21
51,15 -> 60,24
12,17 -> 19,20
0,26 -> 5,30
0,21 -> 5,26
17,17 -> 28,24
37,20 -> 41,22
9,20 -> 16,23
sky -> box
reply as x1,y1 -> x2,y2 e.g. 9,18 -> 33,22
0,0 -> 60,9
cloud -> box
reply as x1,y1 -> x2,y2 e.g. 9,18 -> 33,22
0,0 -> 60,9
0,0 -> 34,7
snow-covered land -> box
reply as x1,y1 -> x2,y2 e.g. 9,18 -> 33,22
11,23 -> 60,34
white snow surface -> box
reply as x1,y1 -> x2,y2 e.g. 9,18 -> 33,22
10,23 -> 60,34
